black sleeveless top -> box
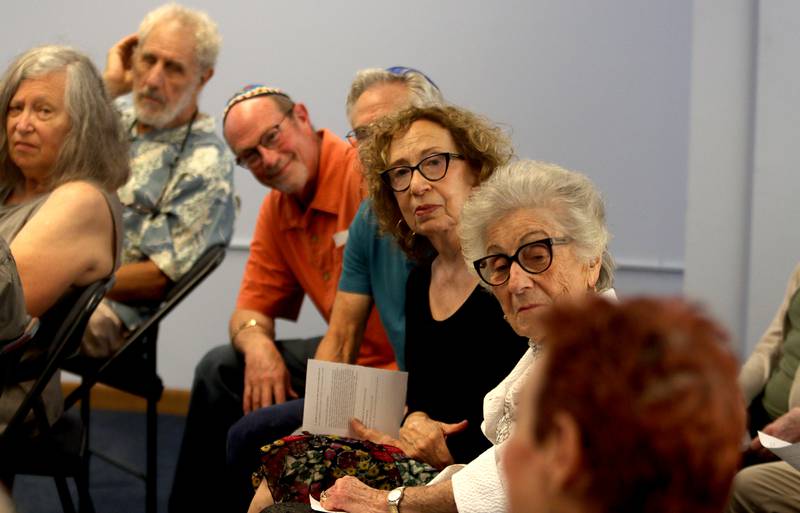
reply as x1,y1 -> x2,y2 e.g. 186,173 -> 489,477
404,263 -> 529,464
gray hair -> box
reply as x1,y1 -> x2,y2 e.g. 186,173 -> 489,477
0,45 -> 129,192
460,160 -> 615,290
138,3 -> 221,72
345,67 -> 443,121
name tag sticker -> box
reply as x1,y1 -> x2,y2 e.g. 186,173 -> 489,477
333,230 -> 349,248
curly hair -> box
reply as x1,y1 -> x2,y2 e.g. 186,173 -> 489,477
358,104 -> 513,261
0,45 -> 129,192
533,296 -> 744,513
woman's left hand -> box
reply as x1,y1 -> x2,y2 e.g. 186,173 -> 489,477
320,476 -> 387,513
399,412 -> 468,469
350,415 -> 467,469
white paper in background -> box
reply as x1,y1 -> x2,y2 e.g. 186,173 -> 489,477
758,431 -> 800,471
302,359 -> 408,438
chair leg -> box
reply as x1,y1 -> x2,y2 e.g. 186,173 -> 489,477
78,394 -> 95,513
54,476 -> 77,513
76,474 -> 95,513
145,333 -> 158,513
146,394 -> 157,513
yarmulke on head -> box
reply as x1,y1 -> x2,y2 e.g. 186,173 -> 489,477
223,84 -> 292,123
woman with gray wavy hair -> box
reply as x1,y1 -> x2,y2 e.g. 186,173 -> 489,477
320,160 -> 616,513
0,45 -> 128,431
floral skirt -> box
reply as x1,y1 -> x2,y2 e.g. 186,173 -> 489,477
254,432 -> 439,504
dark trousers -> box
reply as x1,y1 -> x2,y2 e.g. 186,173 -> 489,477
168,337 -> 321,513
228,398 -> 305,509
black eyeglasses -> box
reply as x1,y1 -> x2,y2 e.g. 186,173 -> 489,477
381,152 -> 464,192
473,237 -> 573,286
235,109 -> 292,169
345,125 -> 370,147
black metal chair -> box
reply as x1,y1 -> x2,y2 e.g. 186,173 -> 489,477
62,244 -> 227,513
0,277 -> 114,513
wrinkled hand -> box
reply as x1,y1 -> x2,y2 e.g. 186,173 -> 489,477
350,413 -> 467,469
399,412 -> 467,469
242,339 -> 297,413
104,33 -> 138,98
750,407 -> 800,452
320,475 -> 387,513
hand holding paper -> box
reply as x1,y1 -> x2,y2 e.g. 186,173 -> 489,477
758,431 -> 800,471
301,359 -> 408,437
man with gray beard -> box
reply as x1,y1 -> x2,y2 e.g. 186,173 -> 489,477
82,3 -> 236,356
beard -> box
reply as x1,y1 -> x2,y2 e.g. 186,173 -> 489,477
133,84 -> 194,129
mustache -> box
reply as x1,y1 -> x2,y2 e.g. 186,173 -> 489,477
135,88 -> 166,104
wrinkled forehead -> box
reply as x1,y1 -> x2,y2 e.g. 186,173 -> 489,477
223,95 -> 283,148
485,208 -> 564,252
350,82 -> 410,128
138,19 -> 199,68
388,119 -> 454,162
11,70 -> 68,105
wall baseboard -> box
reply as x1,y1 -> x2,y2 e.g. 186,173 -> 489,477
62,383 -> 190,416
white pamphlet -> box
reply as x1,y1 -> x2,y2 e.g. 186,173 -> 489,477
758,431 -> 800,471
302,359 -> 408,438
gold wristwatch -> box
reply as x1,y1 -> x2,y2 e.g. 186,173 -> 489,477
387,486 -> 406,513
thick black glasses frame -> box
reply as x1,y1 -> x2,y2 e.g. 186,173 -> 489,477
473,237 -> 572,286
380,152 -> 464,192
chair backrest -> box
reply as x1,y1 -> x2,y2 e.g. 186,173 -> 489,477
1,277 -> 113,442
124,243 -> 227,343
61,245 -> 227,410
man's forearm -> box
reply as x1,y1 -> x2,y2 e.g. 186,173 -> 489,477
314,291 -> 373,363
229,308 -> 276,353
106,260 -> 170,303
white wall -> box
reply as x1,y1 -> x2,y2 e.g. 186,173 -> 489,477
684,0 -> 800,356
1,0 -> 693,389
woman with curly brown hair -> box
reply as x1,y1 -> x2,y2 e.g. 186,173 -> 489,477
246,105 -> 529,512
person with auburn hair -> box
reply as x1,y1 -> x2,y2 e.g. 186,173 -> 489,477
505,296 -> 745,513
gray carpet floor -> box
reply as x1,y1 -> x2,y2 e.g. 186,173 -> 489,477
11,409 -> 185,513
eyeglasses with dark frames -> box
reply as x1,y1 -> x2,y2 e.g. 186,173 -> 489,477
235,108 -> 293,169
380,152 -> 464,192
473,237 -> 573,286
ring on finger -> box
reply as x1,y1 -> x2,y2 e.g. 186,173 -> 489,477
320,490 -> 329,502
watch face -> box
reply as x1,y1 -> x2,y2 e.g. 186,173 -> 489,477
388,488 -> 402,502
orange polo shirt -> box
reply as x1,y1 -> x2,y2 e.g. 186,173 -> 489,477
237,129 -> 396,369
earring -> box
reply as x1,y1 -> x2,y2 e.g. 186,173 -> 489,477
396,217 -> 415,236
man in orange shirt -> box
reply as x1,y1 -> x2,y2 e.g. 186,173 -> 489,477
169,86 -> 394,513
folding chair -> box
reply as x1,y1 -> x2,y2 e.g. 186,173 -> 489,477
62,244 -> 227,513
0,277 -> 114,513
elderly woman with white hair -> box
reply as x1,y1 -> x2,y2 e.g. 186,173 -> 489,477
0,45 -> 128,430
319,160 -> 615,513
